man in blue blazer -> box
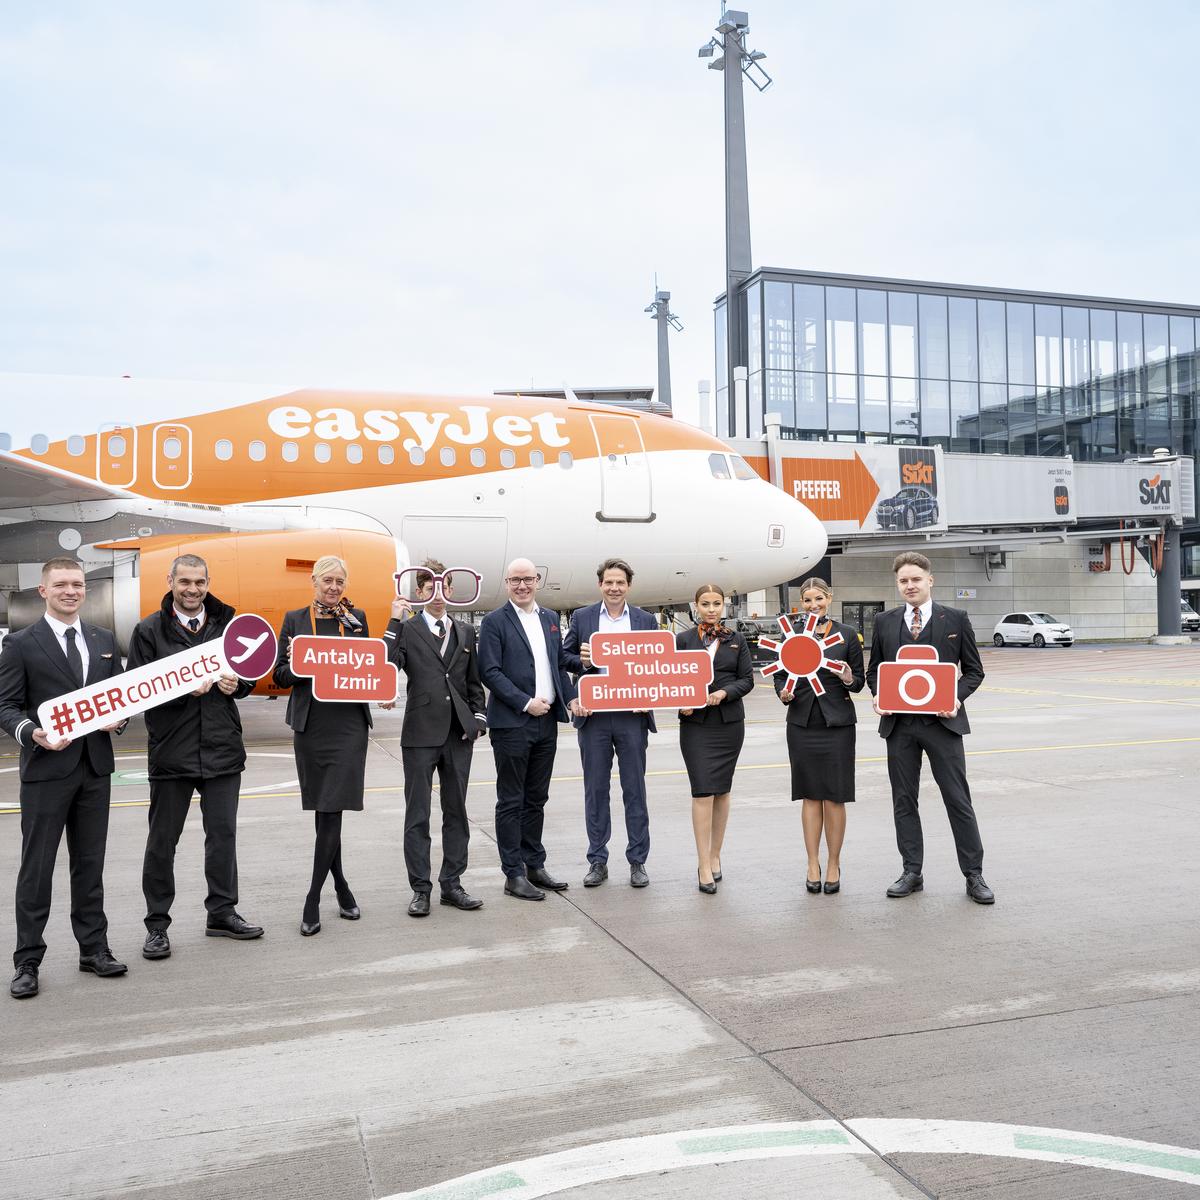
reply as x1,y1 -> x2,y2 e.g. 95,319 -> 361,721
478,557 -> 582,900
562,558 -> 656,888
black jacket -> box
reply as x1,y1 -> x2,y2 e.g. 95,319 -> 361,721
773,619 -> 865,728
675,627 -> 755,724
272,606 -> 374,733
127,592 -> 253,780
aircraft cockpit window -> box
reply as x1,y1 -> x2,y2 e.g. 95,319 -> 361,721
108,434 -> 127,457
282,441 -> 299,462
558,451 -> 573,470
30,434 -> 49,455
346,443 -> 363,465
314,442 -> 332,464
378,444 -> 395,465
0,433 -> 10,451
529,450 -> 544,469
500,449 -> 516,468
408,446 -> 424,465
470,448 -> 486,467
67,435 -> 86,457
708,453 -> 731,480
249,440 -> 266,462
731,456 -> 759,481
215,439 -> 233,461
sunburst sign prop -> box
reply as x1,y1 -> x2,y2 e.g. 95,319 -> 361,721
758,613 -> 846,697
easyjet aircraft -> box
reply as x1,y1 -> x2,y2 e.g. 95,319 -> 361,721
0,378 -> 827,672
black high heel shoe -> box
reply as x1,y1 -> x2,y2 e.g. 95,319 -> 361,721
697,869 -> 718,895
823,868 -> 841,895
805,874 -> 822,894
712,860 -> 723,883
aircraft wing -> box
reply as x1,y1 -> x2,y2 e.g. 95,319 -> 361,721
0,450 -> 137,508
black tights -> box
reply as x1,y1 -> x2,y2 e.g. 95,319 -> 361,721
304,812 -> 354,923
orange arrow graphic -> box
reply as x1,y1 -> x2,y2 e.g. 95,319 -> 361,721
784,453 -> 880,526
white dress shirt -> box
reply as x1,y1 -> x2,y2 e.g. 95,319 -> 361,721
44,612 -> 89,679
511,601 -> 556,706
597,603 -> 632,633
174,605 -> 206,632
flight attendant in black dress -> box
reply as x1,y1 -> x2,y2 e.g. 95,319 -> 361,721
273,555 -> 372,936
775,578 -> 864,894
676,584 -> 754,893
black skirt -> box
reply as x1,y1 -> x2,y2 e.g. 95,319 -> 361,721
294,699 -> 369,812
679,708 -> 745,797
787,703 -> 855,803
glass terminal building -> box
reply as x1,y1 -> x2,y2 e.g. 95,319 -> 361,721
715,270 -> 1200,579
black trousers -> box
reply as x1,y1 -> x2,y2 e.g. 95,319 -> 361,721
885,716 -> 984,876
490,714 -> 558,877
14,761 -> 111,967
142,773 -> 241,930
402,736 -> 473,895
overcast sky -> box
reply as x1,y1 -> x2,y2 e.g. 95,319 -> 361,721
3,0 -> 1198,427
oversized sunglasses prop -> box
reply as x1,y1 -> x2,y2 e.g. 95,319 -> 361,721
393,567 -> 482,607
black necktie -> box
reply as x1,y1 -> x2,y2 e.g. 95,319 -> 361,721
187,618 -> 200,633
64,627 -> 84,686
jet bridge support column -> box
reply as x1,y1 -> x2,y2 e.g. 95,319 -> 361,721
1156,525 -> 1183,638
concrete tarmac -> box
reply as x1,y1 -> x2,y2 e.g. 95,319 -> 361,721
1,643 -> 1199,1199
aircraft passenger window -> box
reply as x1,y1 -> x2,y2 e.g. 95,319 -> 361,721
30,434 -> 49,455
67,435 -> 86,456
282,441 -> 299,462
249,440 -> 266,462
500,449 -> 516,468
108,434 -> 127,457
708,453 -> 731,480
346,443 -> 363,464
440,447 -> 456,467
313,442 -> 332,464
529,450 -> 544,469
215,439 -> 233,461
161,437 -> 182,460
731,456 -> 759,481
470,447 -> 486,467
558,451 -> 573,469
377,444 -> 395,465
408,446 -> 424,465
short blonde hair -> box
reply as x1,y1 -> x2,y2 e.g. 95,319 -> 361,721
312,555 -> 348,579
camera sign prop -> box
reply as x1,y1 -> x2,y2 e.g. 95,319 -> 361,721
578,631 -> 713,712
759,613 -> 846,697
289,635 -> 399,703
876,644 -> 958,714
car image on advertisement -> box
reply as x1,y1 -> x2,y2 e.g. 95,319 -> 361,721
993,612 -> 1074,647
875,486 -> 939,531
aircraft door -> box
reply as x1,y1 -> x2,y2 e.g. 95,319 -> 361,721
588,413 -> 654,522
152,423 -> 193,490
96,424 -> 137,488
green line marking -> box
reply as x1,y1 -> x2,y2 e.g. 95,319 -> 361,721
419,1170 -> 527,1199
678,1128 -> 850,1154
1015,1134 -> 1200,1176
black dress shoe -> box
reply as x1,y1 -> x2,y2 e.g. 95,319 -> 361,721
630,862 -> 649,888
10,961 -> 38,999
504,875 -> 545,901
78,949 -> 127,977
583,862 -> 608,887
886,871 -> 924,898
697,869 -> 717,895
408,892 -> 431,917
338,905 -> 361,920
966,873 -> 995,904
527,867 -> 568,891
206,912 -> 264,939
300,919 -> 321,936
440,887 -> 484,910
143,929 -> 171,959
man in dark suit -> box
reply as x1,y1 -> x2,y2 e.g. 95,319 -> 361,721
562,558 -> 656,888
0,558 -> 128,998
386,558 -> 488,917
478,557 -> 582,900
866,551 -> 994,904
127,554 -> 263,961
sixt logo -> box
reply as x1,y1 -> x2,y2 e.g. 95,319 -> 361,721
1139,473 -> 1171,505
901,462 -> 934,486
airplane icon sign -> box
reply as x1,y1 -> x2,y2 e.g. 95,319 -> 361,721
229,631 -> 270,665
220,614 -> 278,681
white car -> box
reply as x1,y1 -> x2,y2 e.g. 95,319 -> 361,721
992,612 -> 1074,648
1181,601 -> 1200,634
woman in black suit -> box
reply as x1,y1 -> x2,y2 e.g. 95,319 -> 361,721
273,555 -> 373,936
774,577 -> 864,895
676,584 -> 754,893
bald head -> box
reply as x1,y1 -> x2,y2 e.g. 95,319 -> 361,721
504,557 -> 540,612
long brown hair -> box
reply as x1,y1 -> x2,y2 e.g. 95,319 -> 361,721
693,583 -> 725,603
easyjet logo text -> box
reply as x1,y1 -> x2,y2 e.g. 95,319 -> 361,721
267,404 -> 571,454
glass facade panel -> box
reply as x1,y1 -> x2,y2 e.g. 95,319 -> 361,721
826,287 -> 857,376
764,281 -> 793,371
979,300 -> 1006,384
891,377 -> 918,438
794,284 -> 824,372
1034,304 -> 1062,390
1117,310 -> 1143,372
1007,301 -> 1035,385
1090,308 -> 1116,376
749,371 -> 763,437
747,284 -> 762,374
1170,315 -> 1195,393
1009,384 -> 1038,454
950,381 -> 979,451
888,291 -> 918,377
714,302 -> 728,438
919,294 -> 949,379
857,289 -> 887,376
980,383 -> 1008,452
795,371 -> 826,429
828,373 -> 858,431
765,369 -> 794,426
949,297 -> 978,381
1145,313 -> 1168,394
861,375 -> 888,433
1063,306 -> 1089,387
921,379 -> 949,437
